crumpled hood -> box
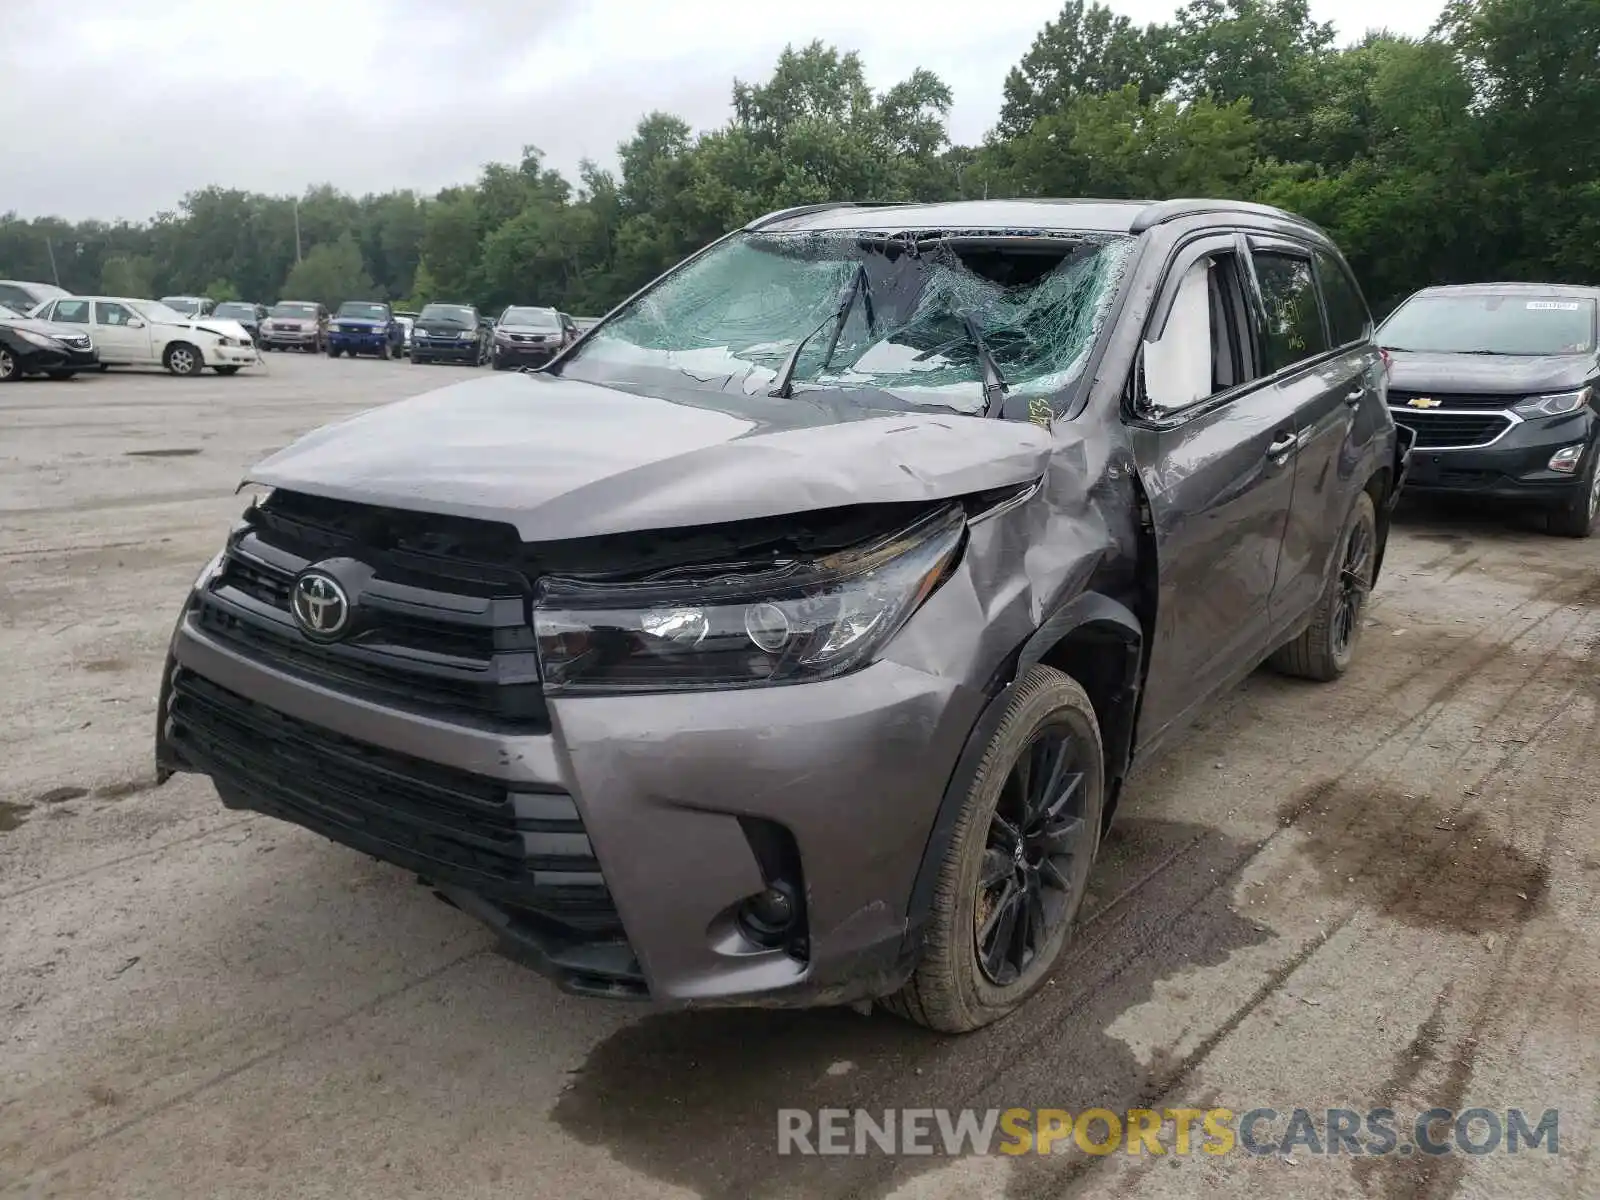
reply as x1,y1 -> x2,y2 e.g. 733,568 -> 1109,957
245,372 -> 1056,541
1388,350 -> 1599,395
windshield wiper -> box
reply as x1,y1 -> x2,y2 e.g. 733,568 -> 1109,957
770,263 -> 874,399
960,312 -> 1010,417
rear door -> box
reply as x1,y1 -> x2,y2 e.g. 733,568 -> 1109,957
1127,235 -> 1302,745
1247,239 -> 1381,629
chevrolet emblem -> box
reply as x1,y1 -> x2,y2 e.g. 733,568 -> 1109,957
1406,396 -> 1443,409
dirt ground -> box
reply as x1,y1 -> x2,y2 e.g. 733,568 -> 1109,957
2,354 -> 1597,1199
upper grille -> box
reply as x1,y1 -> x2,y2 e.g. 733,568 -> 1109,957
165,669 -> 618,932
1388,390 -> 1518,412
196,490 -> 547,728
1392,411 -> 1513,449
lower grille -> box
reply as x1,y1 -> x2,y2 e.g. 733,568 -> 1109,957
166,668 -> 620,934
1392,412 -> 1512,448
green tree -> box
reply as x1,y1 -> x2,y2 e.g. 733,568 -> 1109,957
998,1 -> 1172,136
101,253 -> 156,298
279,234 -> 375,308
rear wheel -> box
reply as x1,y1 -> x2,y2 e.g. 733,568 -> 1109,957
886,666 -> 1103,1033
164,342 -> 202,377
1270,490 -> 1377,681
1547,442 -> 1600,538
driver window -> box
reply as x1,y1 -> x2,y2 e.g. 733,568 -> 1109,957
53,300 -> 91,324
1142,252 -> 1249,414
97,302 -> 134,326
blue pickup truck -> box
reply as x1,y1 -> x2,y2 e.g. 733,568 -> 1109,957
326,301 -> 403,359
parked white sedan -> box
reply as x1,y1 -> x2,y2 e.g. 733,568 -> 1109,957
27,296 -> 260,376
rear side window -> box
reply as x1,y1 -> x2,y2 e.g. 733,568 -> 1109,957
1315,249 -> 1371,346
1253,252 -> 1329,373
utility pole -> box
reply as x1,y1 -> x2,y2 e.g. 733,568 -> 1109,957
293,199 -> 303,263
44,236 -> 60,286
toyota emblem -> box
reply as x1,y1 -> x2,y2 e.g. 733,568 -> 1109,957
291,570 -> 350,639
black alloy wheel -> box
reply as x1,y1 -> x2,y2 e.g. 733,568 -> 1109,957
975,722 -> 1093,986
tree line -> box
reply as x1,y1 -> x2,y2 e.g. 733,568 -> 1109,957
2,0 -> 1595,319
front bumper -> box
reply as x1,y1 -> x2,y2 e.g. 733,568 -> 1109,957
1394,408 -> 1596,502
157,607 -> 980,1005
262,328 -> 320,347
413,337 -> 481,360
329,328 -> 393,353
494,340 -> 559,365
201,342 -> 262,367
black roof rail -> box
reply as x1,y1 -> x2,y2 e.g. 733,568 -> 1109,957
1129,198 -> 1310,234
744,201 -> 912,230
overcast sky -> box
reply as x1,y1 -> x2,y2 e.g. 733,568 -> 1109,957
8,0 -> 1441,223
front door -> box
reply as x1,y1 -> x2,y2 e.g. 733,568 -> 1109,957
93,301 -> 156,364
1126,237 -> 1302,747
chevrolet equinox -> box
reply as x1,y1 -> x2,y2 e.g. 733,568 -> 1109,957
156,198 -> 1409,1032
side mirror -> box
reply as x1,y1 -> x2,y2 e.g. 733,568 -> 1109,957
128,319 -> 145,329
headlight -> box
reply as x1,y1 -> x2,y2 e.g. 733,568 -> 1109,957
534,505 -> 965,693
16,329 -> 63,349
1513,387 -> 1592,417
192,549 -> 226,593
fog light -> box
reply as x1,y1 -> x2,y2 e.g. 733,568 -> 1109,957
738,885 -> 797,944
1549,444 -> 1585,473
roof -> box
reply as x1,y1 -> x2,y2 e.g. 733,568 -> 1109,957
748,197 -> 1314,237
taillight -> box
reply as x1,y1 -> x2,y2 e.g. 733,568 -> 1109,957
1378,348 -> 1392,375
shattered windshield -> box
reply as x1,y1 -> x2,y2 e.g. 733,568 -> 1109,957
563,229 -> 1134,414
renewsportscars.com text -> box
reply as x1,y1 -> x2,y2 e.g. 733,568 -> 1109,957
777,1106 -> 1560,1158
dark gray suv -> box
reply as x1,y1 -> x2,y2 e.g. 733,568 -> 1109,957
155,198 -> 1408,1032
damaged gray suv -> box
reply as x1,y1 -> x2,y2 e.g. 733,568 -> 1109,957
156,198 -> 1409,1032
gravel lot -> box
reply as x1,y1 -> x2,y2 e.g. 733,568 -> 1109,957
2,354 -> 1597,1199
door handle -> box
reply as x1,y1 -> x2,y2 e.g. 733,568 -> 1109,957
1267,431 -> 1298,457
1344,386 -> 1366,407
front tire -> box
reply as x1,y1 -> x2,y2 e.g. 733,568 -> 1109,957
164,342 -> 203,377
1270,490 -> 1377,681
886,666 -> 1103,1033
1547,442 -> 1600,538
328,346 -> 342,359
214,366 -> 241,376
47,370 -> 76,381
0,348 -> 18,382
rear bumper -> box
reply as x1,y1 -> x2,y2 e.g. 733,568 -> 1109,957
156,600 -> 979,1007
1393,408 -> 1596,502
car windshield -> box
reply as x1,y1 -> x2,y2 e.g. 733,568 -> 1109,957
420,304 -> 475,325
1378,293 -> 1597,355
337,302 -> 389,320
161,298 -> 202,315
501,307 -> 560,328
563,229 -> 1134,413
133,300 -> 190,323
0,303 -> 23,320
213,303 -> 256,319
270,303 -> 319,318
